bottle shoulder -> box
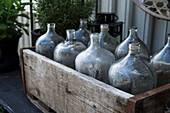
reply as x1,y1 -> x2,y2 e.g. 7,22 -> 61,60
151,46 -> 170,63
110,55 -> 153,74
77,46 -> 115,62
55,41 -> 86,52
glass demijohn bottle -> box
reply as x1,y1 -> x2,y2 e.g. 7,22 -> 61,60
99,24 -> 119,54
36,23 -> 64,59
75,33 -> 115,84
109,42 -> 156,95
75,19 -> 91,46
151,34 -> 170,87
54,29 -> 86,69
115,27 -> 150,60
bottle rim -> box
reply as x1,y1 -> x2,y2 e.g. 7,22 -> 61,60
90,33 -> 99,37
129,26 -> 138,31
80,19 -> 87,22
66,29 -> 75,33
47,23 -> 55,26
167,33 -> 170,37
100,24 -> 109,29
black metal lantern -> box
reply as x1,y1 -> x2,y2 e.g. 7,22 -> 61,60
89,0 -> 123,42
95,0 -> 118,24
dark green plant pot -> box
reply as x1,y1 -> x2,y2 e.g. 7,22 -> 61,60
0,34 -> 21,73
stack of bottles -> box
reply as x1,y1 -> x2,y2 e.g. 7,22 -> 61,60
35,19 -> 170,95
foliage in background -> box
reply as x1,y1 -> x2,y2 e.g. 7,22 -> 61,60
34,0 -> 96,37
0,0 -> 31,39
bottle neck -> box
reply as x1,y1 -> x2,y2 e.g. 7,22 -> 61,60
128,49 -> 139,55
167,37 -> 170,46
101,28 -> 109,33
90,33 -> 100,47
66,29 -> 75,41
100,24 -> 109,33
128,43 -> 140,56
47,23 -> 56,32
79,19 -> 87,29
80,23 -> 87,29
128,29 -> 138,40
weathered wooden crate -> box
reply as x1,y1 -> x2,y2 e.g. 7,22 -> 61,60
20,47 -> 170,113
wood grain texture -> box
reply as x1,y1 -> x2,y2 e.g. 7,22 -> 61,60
127,83 -> 170,113
20,47 -> 35,93
23,49 -> 133,113
22,48 -> 170,113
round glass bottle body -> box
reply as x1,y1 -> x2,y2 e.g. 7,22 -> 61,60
99,24 -> 119,54
54,29 -> 86,69
75,33 -> 115,84
109,43 -> 156,95
151,35 -> 170,87
75,19 -> 91,47
36,23 -> 64,59
115,27 -> 150,60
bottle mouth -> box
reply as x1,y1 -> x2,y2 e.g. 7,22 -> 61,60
80,19 -> 87,25
100,24 -> 109,29
129,26 -> 138,31
47,23 -> 55,27
90,33 -> 99,38
80,19 -> 87,23
66,29 -> 75,34
66,29 -> 75,40
80,19 -> 88,28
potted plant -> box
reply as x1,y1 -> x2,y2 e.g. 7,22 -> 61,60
32,0 -> 96,46
0,0 -> 30,73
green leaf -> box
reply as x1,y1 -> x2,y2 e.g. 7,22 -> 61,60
16,21 -> 25,27
17,14 -> 29,19
0,24 -> 7,30
0,10 -> 4,15
25,22 -> 29,27
8,0 -> 13,7
23,28 -> 29,35
6,20 -> 13,24
0,33 -> 7,39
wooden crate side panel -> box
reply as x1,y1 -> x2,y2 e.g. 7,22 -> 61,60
23,49 -> 133,113
127,83 -> 170,113
20,47 -> 35,93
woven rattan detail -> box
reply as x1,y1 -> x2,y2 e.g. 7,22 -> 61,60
133,0 -> 170,21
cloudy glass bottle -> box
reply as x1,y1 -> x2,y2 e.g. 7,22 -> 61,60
99,24 -> 119,54
75,33 -> 115,84
36,23 -> 64,59
75,19 -> 91,46
109,42 -> 156,95
54,29 -> 86,69
115,27 -> 150,60
151,34 -> 170,87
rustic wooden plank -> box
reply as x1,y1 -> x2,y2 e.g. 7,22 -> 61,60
27,94 -> 56,113
20,47 -> 35,93
23,49 -> 133,113
127,83 -> 170,113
